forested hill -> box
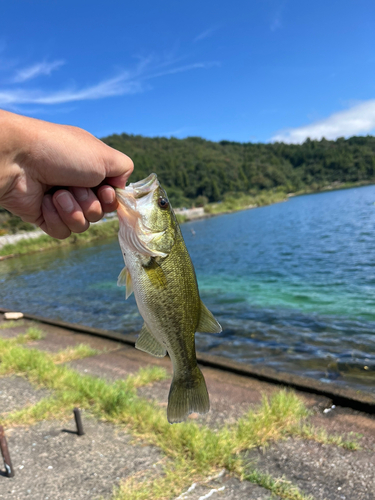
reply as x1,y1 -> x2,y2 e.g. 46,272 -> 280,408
102,134 -> 375,207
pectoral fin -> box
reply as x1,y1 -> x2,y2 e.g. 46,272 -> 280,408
135,324 -> 167,357
197,301 -> 222,333
117,267 -> 134,299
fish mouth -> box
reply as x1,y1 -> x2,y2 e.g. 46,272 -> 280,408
115,173 -> 159,208
130,173 -> 158,197
115,173 -> 168,258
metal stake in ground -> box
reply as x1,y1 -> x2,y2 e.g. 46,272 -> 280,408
0,425 -> 14,477
73,408 -> 85,436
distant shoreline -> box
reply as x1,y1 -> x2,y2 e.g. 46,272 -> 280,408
1,179 -> 374,261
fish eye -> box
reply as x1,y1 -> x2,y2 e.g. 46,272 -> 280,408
158,197 -> 169,209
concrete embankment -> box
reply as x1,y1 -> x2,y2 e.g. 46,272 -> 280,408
0,229 -> 44,250
0,208 -> 208,257
1,310 -> 375,499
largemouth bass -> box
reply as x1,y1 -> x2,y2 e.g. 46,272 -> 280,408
116,173 -> 221,423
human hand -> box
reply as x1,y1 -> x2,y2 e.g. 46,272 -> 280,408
0,110 -> 133,239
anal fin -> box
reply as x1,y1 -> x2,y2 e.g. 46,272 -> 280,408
197,300 -> 222,333
136,324 -> 167,358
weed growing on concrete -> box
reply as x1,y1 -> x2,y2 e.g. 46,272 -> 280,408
244,470 -> 313,500
0,335 -> 350,500
52,344 -> 98,364
24,327 -> 45,340
296,424 -> 361,450
113,459 -> 209,500
0,320 -> 25,329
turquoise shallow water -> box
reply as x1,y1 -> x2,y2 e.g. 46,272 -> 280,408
1,185 -> 375,392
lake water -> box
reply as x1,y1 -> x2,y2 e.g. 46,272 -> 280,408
1,185 -> 375,393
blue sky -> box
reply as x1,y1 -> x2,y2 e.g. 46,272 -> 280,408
1,0 -> 374,143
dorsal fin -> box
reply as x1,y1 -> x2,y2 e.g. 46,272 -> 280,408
197,301 -> 222,333
135,324 -> 167,358
117,267 -> 134,299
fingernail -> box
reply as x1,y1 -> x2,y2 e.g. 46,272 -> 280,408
71,187 -> 89,202
55,192 -> 74,213
42,195 -> 57,212
101,188 -> 115,205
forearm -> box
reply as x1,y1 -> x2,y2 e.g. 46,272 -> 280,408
0,110 -> 30,202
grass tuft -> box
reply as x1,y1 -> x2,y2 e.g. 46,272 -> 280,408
244,470 -> 313,500
232,391 -> 309,454
24,327 -> 45,341
52,344 -> 98,364
113,459 -> 204,500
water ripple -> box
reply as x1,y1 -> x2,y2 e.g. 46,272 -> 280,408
1,185 -> 375,392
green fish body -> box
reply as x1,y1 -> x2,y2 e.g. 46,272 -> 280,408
116,173 -> 221,423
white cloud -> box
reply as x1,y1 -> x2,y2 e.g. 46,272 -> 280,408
147,61 -> 220,80
0,74 -> 141,105
0,55 -> 218,107
193,27 -> 217,43
271,100 -> 375,143
13,60 -> 65,82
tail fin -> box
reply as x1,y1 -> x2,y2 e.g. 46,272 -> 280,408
167,366 -> 209,424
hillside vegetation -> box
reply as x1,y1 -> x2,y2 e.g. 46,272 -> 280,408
102,134 -> 375,207
1,134 -> 375,233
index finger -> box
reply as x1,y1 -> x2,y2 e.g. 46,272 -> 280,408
104,148 -> 134,187
104,173 -> 130,190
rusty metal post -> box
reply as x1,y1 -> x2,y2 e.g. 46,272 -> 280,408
73,408 -> 84,436
0,425 -> 14,477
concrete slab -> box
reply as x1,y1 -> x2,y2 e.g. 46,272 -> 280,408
250,437 -> 375,500
26,323 -> 123,354
0,417 -> 163,500
0,317 -> 33,338
310,406 -> 375,451
69,345 -> 172,380
0,377 -> 50,415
